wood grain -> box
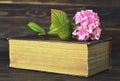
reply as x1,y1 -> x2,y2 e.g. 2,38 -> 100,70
0,0 -> 120,7
0,4 -> 119,27
0,2 -> 119,81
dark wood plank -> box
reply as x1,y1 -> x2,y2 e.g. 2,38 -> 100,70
0,4 -> 120,27
0,0 -> 120,7
0,3 -> 120,81
0,65 -> 119,81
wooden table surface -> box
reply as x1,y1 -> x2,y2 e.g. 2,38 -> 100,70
0,3 -> 120,81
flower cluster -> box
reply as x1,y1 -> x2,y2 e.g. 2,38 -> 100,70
72,9 -> 102,41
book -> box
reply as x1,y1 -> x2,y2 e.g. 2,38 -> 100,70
9,35 -> 112,77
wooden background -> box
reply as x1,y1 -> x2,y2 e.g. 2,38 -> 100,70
0,0 -> 120,81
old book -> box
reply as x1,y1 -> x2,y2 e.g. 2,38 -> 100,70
9,35 -> 112,77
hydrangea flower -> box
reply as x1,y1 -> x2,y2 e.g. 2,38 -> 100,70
72,9 -> 102,41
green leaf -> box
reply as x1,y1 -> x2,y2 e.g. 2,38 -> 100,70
57,22 -> 73,40
49,9 -> 69,34
27,22 -> 46,35
48,9 -> 73,40
72,23 -> 80,27
48,24 -> 59,34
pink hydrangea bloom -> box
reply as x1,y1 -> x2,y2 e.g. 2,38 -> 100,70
72,9 -> 102,41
